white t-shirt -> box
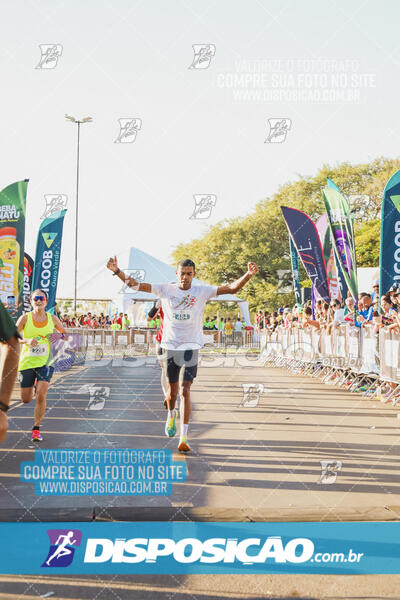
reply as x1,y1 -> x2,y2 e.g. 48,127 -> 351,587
333,308 -> 345,323
234,320 -> 243,332
151,282 -> 218,350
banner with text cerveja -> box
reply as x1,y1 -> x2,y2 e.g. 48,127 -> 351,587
0,179 -> 29,319
281,206 -> 330,301
379,169 -> 400,298
32,209 -> 66,312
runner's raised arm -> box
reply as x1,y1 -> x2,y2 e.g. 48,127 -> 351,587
106,256 -> 152,293
216,262 -> 259,296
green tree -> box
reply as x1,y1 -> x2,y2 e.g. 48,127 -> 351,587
172,157 -> 399,308
354,219 -> 380,266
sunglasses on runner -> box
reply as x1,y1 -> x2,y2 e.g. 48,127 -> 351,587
33,295 -> 46,301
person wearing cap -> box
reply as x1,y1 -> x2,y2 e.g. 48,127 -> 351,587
371,281 -> 379,302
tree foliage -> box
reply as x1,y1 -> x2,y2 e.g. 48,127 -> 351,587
172,157 -> 399,311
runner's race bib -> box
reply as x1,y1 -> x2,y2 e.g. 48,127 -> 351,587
28,343 -> 48,357
173,312 -> 191,322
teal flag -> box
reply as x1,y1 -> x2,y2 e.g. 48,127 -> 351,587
379,169 -> 400,297
32,209 -> 66,312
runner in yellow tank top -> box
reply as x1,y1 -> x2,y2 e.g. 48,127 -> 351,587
16,289 -> 67,442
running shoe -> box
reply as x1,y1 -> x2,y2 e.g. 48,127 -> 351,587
32,428 -> 42,442
165,410 -> 177,437
178,435 -> 191,453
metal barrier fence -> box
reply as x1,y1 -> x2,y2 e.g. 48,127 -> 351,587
260,324 -> 400,399
49,327 -> 260,374
64,328 -> 259,349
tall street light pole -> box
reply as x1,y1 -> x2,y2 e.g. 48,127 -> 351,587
65,114 -> 92,313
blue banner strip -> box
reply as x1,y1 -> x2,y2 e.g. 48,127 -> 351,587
0,522 -> 399,574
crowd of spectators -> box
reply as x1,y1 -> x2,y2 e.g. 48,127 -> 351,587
255,280 -> 400,336
59,312 -> 253,335
60,312 -> 131,330
60,280 -> 400,338
202,316 -> 254,343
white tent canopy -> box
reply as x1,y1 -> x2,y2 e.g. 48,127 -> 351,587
121,247 -> 251,325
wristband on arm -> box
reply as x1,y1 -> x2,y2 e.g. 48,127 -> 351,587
0,402 -> 9,413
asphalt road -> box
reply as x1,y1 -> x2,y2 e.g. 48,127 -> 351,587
1,353 -> 400,521
1,353 -> 400,598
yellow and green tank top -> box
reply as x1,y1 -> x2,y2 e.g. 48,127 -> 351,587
18,312 -> 54,371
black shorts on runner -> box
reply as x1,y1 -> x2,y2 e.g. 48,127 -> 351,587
165,349 -> 199,384
0,301 -> 20,343
19,365 -> 55,388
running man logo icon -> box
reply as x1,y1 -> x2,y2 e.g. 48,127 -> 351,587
317,460 -> 342,485
114,118 -> 142,143
86,386 -> 110,411
42,529 -> 82,567
240,384 -> 264,408
119,269 -> 146,293
189,195 -> 217,220
35,44 -> 63,69
41,194 -> 68,219
264,118 -> 292,143
129,269 -> 146,281
188,44 -> 216,69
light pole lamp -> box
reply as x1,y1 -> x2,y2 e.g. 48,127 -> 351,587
65,114 -> 92,313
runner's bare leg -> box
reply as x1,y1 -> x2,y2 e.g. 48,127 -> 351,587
165,381 -> 178,411
180,380 -> 192,425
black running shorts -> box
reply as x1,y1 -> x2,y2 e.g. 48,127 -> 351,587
165,349 -> 199,384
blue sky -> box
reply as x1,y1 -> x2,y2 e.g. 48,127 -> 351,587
0,0 -> 399,297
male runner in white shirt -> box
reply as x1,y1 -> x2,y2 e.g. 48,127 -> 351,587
107,257 -> 259,452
